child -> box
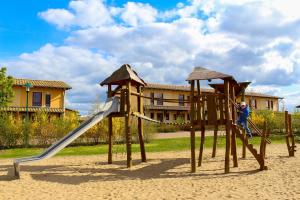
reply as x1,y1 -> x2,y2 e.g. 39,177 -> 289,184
237,102 -> 252,138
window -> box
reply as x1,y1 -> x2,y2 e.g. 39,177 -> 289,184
150,113 -> 154,119
266,100 -> 270,109
32,92 -> 42,107
178,94 -> 184,106
271,101 -> 274,110
157,113 -> 163,122
150,93 -> 154,105
173,114 -> 177,121
45,94 -> 51,107
165,113 -> 170,121
187,96 -> 190,106
157,93 -> 163,105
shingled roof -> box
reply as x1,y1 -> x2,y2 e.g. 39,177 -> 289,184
209,82 -> 251,96
100,64 -> 146,86
186,67 -> 235,81
14,78 -> 71,90
145,83 -> 213,93
145,83 -> 282,99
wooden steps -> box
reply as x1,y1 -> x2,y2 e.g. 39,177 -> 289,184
232,124 -> 266,169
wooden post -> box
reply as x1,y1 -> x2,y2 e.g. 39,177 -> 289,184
197,80 -> 201,123
230,83 -> 238,167
241,86 -> 245,102
125,81 -> 132,168
190,80 -> 196,173
288,114 -> 295,157
212,89 -> 218,158
108,84 -> 113,164
137,85 -> 146,162
259,121 -> 267,170
198,126 -> 205,166
224,79 -> 231,173
285,111 -> 291,156
212,124 -> 218,158
242,129 -> 246,158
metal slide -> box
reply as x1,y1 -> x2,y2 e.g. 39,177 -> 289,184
13,97 -> 119,177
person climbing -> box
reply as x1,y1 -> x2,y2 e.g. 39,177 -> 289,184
237,101 -> 253,138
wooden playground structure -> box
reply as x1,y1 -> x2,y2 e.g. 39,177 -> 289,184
99,64 -> 296,174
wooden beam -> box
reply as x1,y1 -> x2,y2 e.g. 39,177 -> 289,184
190,80 -> 196,173
125,81 -> 132,168
212,88 -> 218,158
230,82 -> 238,168
224,79 -> 231,173
107,84 -> 113,164
197,80 -> 201,123
198,126 -> 205,166
212,124 -> 218,158
285,111 -> 291,156
288,114 -> 295,157
259,121 -> 267,170
137,85 -> 146,162
242,129 -> 246,158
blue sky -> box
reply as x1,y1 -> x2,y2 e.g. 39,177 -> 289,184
0,0 -> 183,58
1,0 -> 300,114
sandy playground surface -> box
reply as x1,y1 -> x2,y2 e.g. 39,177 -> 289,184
0,144 -> 299,200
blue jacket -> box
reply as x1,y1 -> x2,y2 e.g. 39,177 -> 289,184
240,106 -> 250,120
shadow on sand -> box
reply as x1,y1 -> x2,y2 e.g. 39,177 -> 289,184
0,157 -> 263,184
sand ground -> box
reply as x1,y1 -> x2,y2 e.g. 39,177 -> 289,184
0,144 -> 299,200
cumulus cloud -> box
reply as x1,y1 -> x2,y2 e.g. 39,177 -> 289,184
120,2 -> 158,26
3,0 -> 300,113
5,44 -> 118,114
39,0 -> 113,29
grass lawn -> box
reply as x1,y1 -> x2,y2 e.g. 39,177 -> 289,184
0,135 -> 286,159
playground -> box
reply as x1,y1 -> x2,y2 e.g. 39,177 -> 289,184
0,144 -> 299,199
0,64 -> 298,199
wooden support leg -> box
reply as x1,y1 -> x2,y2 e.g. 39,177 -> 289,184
137,85 -> 146,162
138,117 -> 146,162
125,82 -> 132,168
242,129 -> 246,159
259,122 -> 267,170
232,126 -> 238,167
108,117 -> 113,164
198,126 -> 205,166
191,127 -> 196,172
288,114 -> 295,157
212,125 -> 218,158
225,120 -> 231,173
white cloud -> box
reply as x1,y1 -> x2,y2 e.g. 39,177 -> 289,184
5,44 -> 118,114
39,0 -> 113,29
120,2 -> 158,26
38,9 -> 75,29
3,0 -> 300,113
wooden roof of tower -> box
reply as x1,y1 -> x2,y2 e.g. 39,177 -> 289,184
186,67 -> 236,82
209,82 -> 251,96
100,64 -> 146,86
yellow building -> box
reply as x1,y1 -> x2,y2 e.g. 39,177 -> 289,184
143,83 -> 282,122
0,78 -> 72,118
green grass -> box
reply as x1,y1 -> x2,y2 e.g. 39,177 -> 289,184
0,136 -> 286,159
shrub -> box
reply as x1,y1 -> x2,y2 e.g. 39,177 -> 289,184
0,112 -> 22,148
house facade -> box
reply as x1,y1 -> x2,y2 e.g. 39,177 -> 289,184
143,83 -> 282,122
0,78 -> 71,118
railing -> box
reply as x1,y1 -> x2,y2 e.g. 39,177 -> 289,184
229,98 -> 271,144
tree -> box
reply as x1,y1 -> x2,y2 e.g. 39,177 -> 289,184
0,67 -> 14,107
